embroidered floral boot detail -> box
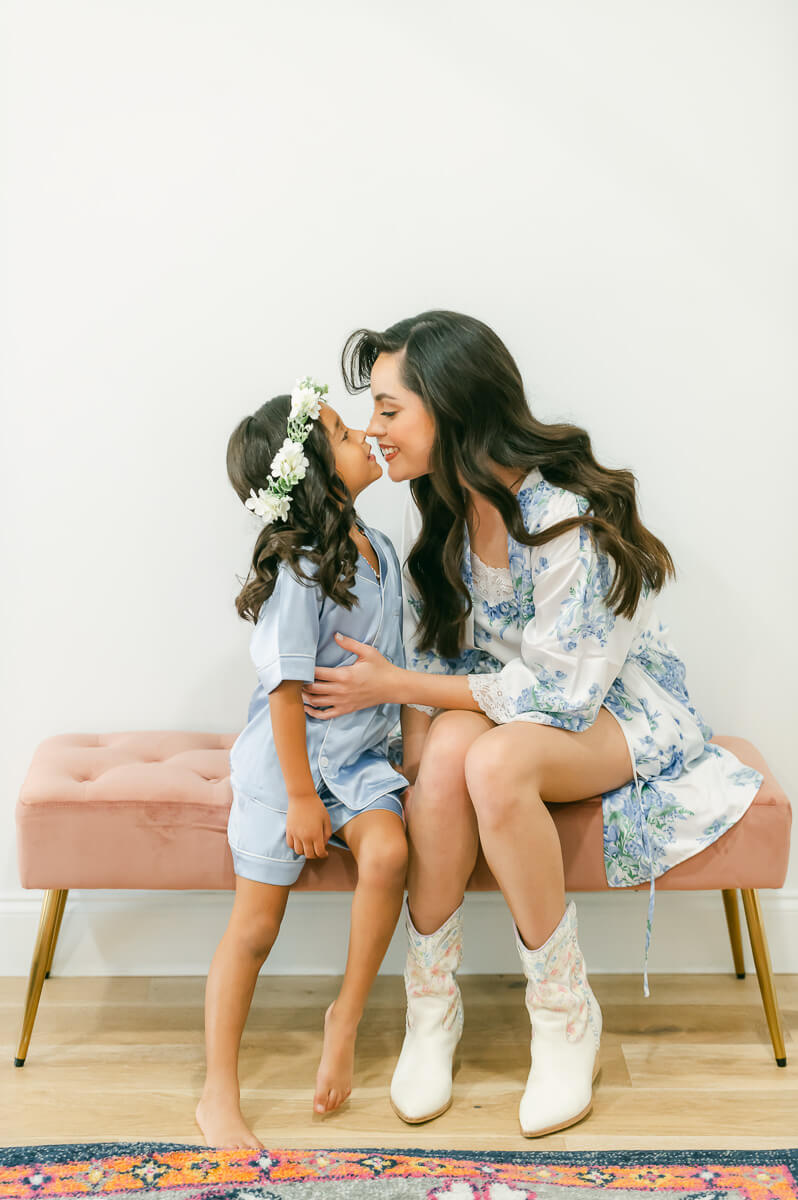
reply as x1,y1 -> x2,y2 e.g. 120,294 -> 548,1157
390,901 -> 464,1123
515,900 -> 602,1137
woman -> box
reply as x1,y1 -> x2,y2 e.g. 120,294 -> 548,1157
301,310 -> 762,1137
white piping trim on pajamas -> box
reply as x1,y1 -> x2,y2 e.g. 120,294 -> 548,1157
253,652 -> 316,673
228,841 -> 298,864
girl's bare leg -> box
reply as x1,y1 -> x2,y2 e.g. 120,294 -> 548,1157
313,809 -> 407,1114
464,708 -> 632,949
405,710 -> 492,933
196,877 -> 290,1148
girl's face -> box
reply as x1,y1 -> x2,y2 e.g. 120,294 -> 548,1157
319,403 -> 381,499
365,351 -> 436,482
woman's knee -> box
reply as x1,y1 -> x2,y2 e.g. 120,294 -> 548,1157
414,710 -> 487,805
464,727 -> 545,825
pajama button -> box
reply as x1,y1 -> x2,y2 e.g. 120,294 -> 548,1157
320,755 -> 329,767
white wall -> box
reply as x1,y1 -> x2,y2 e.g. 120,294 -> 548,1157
2,0 -> 796,976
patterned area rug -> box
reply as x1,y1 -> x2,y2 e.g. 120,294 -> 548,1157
0,1145 -> 795,1200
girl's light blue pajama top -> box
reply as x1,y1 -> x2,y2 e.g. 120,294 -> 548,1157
228,523 -> 407,885
402,469 -> 763,988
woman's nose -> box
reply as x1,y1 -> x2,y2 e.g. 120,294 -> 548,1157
365,413 -> 382,437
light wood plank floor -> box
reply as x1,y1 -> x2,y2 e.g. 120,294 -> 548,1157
2,974 -> 797,1150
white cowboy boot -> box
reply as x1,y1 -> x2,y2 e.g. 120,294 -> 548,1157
515,900 -> 602,1137
390,901 -> 464,1123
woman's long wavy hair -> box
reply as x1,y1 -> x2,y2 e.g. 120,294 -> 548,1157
227,396 -> 359,623
342,310 -> 674,659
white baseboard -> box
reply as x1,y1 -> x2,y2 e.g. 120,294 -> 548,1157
1,888 -> 796,978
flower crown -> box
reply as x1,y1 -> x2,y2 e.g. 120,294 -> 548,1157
245,378 -> 328,524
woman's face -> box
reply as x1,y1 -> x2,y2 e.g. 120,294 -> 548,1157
365,351 -> 436,482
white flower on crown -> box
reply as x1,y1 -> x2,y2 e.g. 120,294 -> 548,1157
245,488 -> 291,524
289,377 -> 325,423
270,438 -> 309,483
242,376 -> 326,526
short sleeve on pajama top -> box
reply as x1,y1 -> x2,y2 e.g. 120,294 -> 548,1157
248,560 -> 322,695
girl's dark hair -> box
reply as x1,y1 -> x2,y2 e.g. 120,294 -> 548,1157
342,310 -> 674,659
227,395 -> 359,622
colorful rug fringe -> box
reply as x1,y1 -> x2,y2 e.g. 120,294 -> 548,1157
0,1145 -> 795,1200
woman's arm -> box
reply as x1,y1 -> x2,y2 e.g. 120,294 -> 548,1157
397,669 -> 483,712
269,680 -> 331,858
302,633 -> 483,718
303,491 -> 647,726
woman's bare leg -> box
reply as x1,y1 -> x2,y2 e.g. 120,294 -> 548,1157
196,877 -> 289,1148
405,710 -> 493,933
313,809 -> 407,1114
464,708 -> 632,949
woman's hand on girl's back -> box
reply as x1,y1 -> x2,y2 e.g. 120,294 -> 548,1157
285,791 -> 332,859
302,633 -> 402,718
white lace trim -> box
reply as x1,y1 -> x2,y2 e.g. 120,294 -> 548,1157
467,672 -> 517,724
406,701 -> 437,716
470,551 -> 514,604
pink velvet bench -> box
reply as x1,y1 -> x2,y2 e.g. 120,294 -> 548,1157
14,732 -> 791,1068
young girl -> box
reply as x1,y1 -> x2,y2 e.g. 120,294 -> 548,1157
196,378 -> 409,1150
301,313 -> 764,1138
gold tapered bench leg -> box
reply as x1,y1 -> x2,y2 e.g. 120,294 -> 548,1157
740,888 -> 787,1067
15,888 -> 68,1067
44,889 -> 68,978
721,888 -> 746,978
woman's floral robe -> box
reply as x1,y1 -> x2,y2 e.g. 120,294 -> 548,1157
401,470 -> 761,983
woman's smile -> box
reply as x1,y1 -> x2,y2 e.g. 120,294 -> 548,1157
365,352 -> 435,482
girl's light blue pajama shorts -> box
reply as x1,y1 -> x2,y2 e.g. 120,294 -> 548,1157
227,781 -> 406,886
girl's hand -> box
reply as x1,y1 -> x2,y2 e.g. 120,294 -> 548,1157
286,792 -> 331,859
302,633 -> 402,718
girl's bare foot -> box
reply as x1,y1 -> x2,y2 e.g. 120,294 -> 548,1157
313,1002 -> 359,1114
195,1091 -> 264,1149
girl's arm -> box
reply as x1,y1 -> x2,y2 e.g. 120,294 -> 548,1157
269,679 -> 331,858
249,558 -> 330,855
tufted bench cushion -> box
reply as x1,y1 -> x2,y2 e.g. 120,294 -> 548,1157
15,732 -> 790,893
